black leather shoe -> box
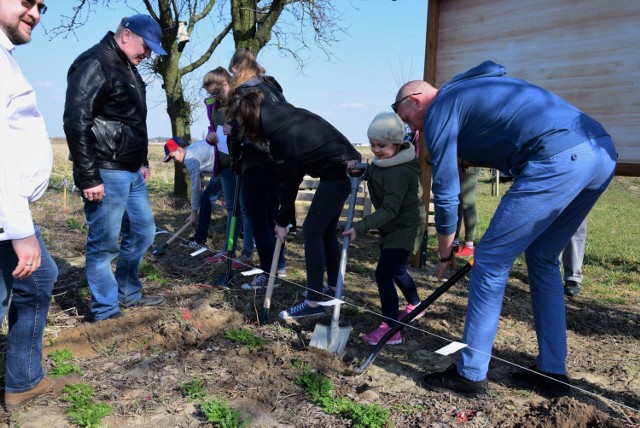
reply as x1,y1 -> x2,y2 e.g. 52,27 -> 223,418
422,364 -> 488,396
564,280 -> 581,297
511,365 -> 571,397
132,295 -> 165,307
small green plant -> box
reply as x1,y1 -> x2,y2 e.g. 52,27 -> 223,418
138,260 -> 171,285
291,359 -> 310,370
79,286 -> 92,299
66,217 -> 87,232
180,378 -> 207,401
297,368 -> 391,428
200,396 -> 248,428
224,328 -> 265,351
180,378 -> 250,427
61,383 -> 112,428
48,348 -> 83,377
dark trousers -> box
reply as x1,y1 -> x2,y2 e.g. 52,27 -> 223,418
241,163 -> 284,272
303,177 -> 351,302
375,247 -> 420,327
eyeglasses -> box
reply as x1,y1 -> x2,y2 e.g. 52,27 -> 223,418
391,92 -> 421,113
21,0 -> 47,15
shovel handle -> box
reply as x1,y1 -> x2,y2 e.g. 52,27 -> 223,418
354,260 -> 474,374
153,219 -> 193,256
260,238 -> 283,324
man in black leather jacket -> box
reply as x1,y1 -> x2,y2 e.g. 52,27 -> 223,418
63,14 -> 167,322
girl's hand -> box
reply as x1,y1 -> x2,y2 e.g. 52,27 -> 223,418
275,225 -> 289,242
222,124 -> 232,135
206,132 -> 218,144
342,227 -> 357,242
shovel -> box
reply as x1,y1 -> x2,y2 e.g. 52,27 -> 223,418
350,259 -> 474,374
259,237 -> 284,324
215,175 -> 242,288
152,219 -> 193,256
309,163 -> 367,355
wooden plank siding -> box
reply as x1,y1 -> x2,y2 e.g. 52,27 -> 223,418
294,177 -> 372,228
201,173 -> 379,229
426,0 -> 640,176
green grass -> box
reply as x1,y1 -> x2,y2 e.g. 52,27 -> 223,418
61,383 -> 112,428
138,260 -> 172,285
450,174 -> 640,305
66,217 -> 87,233
224,328 -> 265,351
48,348 -> 83,377
297,368 -> 391,428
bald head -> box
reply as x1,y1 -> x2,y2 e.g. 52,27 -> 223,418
393,80 -> 438,133
395,80 -> 434,102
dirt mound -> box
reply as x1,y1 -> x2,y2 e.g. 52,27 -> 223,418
511,397 -> 628,427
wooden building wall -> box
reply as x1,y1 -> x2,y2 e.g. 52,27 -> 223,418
424,0 -> 640,176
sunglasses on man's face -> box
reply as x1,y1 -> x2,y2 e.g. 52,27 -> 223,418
391,92 -> 421,113
21,0 -> 47,15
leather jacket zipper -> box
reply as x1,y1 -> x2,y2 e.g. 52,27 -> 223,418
127,62 -> 144,105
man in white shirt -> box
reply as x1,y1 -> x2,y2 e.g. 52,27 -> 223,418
0,0 -> 80,410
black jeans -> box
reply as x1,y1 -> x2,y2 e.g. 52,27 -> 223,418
303,177 -> 351,302
375,247 -> 420,327
241,163 -> 284,272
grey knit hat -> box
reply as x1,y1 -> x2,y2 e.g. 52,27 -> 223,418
367,112 -> 409,147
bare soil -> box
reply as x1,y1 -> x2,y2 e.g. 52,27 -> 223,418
1,188 -> 638,428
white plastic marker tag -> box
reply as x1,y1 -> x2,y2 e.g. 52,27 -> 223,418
190,247 -> 207,257
435,342 -> 468,356
316,298 -> 345,307
241,268 -> 264,276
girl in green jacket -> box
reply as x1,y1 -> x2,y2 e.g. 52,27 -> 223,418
344,112 -> 426,345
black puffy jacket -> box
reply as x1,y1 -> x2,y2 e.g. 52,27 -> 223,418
63,32 -> 150,189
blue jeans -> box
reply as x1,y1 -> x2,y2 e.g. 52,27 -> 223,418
375,248 -> 421,327
561,219 -> 586,284
241,163 -> 285,272
457,137 -> 616,381
194,175 -> 223,243
303,177 -> 351,302
195,167 -> 254,257
82,169 -> 155,320
0,227 -> 57,392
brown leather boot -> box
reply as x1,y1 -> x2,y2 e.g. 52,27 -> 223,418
4,374 -> 82,410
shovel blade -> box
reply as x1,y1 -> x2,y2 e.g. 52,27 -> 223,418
309,323 -> 352,355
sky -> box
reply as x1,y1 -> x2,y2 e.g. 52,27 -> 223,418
15,1 -> 427,146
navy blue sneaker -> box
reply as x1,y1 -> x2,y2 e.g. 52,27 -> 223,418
241,274 -> 279,290
279,301 -> 326,320
302,286 -> 335,299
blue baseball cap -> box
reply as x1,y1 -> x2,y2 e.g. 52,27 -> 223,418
123,14 -> 167,56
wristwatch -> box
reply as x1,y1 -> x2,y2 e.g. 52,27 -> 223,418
439,244 -> 459,263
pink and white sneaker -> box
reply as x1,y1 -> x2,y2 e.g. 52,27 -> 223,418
398,302 -> 425,321
230,256 -> 253,270
361,322 -> 402,345
204,251 -> 234,264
